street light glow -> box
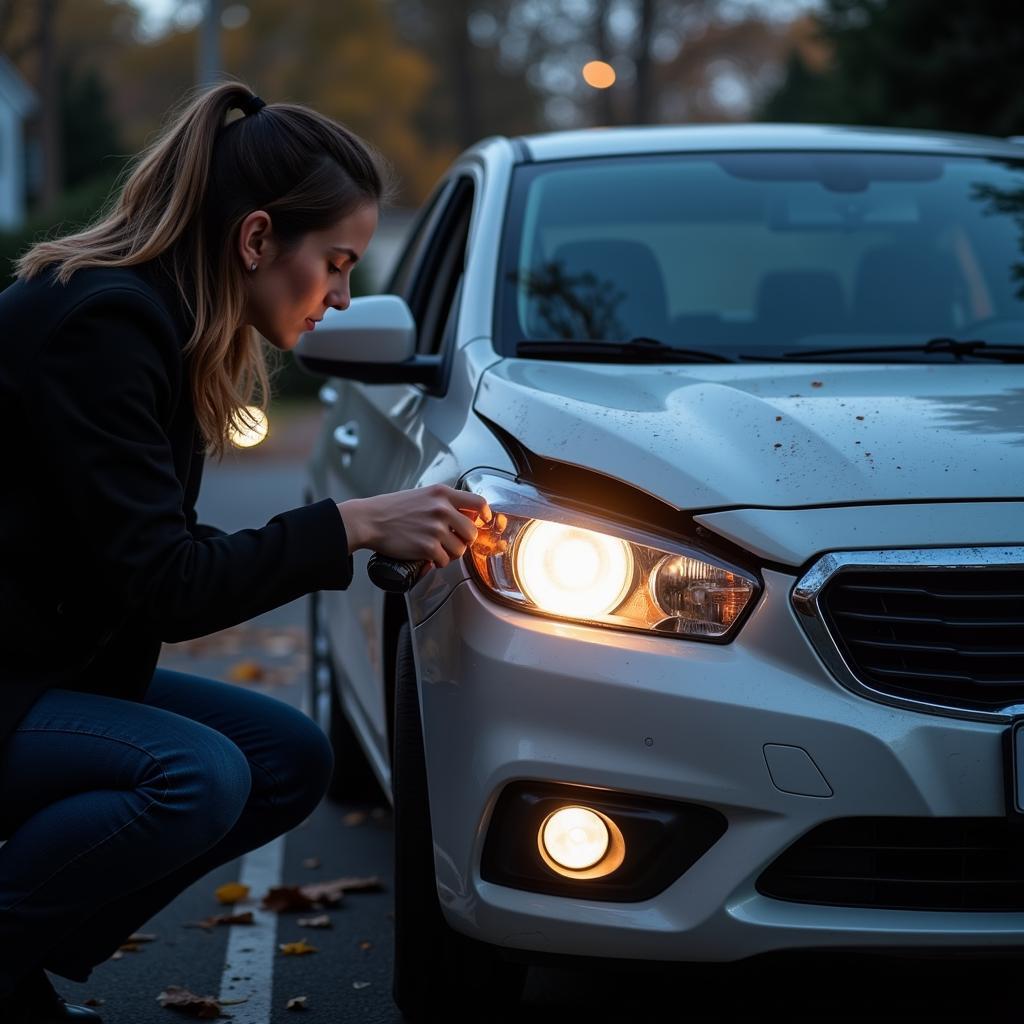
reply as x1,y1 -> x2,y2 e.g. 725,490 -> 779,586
582,61 -> 616,89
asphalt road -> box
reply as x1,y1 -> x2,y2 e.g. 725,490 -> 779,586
47,404 -> 1024,1022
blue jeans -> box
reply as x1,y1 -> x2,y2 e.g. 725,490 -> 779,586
0,667 -> 334,998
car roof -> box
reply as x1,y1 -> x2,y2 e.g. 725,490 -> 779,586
509,122 -> 1024,163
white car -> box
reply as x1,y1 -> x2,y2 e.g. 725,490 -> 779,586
298,123 -> 1024,1019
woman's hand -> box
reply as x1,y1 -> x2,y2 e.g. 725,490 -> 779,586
337,486 -> 492,568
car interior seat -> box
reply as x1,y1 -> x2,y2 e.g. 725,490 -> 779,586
851,242 -> 962,335
526,239 -> 671,341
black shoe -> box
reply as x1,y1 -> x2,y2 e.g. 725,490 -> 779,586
4,969 -> 104,1023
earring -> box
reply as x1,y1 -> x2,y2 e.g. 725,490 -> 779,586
250,261 -> 257,271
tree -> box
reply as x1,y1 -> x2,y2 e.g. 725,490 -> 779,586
759,0 -> 1024,136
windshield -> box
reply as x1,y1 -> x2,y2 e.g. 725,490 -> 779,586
496,151 -> 1024,359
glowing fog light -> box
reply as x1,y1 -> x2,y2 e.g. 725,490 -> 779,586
515,521 -> 633,618
228,405 -> 269,449
541,807 -> 610,870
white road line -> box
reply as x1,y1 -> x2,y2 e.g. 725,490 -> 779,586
217,835 -> 285,1023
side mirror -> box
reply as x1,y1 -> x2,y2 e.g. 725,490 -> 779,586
293,294 -> 442,386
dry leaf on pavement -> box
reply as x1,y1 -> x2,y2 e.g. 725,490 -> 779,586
261,876 -> 383,912
227,660 -> 264,683
285,995 -> 308,1010
279,939 -> 318,955
261,886 -> 327,913
302,876 -> 383,898
214,882 -> 250,904
353,981 -> 371,990
296,914 -> 332,928
156,985 -> 226,1019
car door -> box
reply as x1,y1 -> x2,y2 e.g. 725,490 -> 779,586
320,172 -> 477,770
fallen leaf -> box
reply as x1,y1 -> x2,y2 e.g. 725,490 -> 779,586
156,985 -> 225,1019
228,660 -> 265,683
261,886 -> 325,913
353,981 -> 371,990
127,933 -> 158,943
300,876 -> 383,900
296,914 -> 332,928
279,939 -> 318,955
342,811 -> 367,827
302,857 -> 320,870
359,940 -> 372,951
117,942 -> 141,953
261,876 -> 382,913
215,882 -> 250,905
83,998 -> 105,1007
286,995 -> 308,1010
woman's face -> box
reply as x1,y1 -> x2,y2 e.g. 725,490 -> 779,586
239,202 -> 378,350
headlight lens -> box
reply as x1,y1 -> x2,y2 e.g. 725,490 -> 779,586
516,520 -> 634,618
465,472 -> 758,640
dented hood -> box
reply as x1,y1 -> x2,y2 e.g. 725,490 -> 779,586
474,359 -> 1024,510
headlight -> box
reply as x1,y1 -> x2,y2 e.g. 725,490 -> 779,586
463,471 -> 759,641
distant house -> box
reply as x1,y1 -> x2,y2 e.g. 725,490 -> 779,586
0,54 -> 38,231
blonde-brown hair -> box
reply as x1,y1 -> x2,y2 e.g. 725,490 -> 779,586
15,80 -> 390,459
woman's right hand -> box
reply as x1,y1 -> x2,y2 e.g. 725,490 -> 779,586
336,486 -> 492,568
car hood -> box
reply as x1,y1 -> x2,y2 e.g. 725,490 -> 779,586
474,360 -> 1024,510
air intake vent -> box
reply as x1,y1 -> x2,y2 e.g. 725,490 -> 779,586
758,817 -> 1024,911
819,568 -> 1024,711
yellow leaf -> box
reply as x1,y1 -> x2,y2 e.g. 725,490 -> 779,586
228,660 -> 265,682
279,939 -> 318,956
215,881 -> 251,905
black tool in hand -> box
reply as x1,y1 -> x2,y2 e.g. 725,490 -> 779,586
367,554 -> 427,593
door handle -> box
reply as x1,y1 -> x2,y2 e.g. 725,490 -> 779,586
333,420 -> 360,454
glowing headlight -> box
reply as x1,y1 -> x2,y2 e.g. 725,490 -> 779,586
516,521 -> 634,618
466,475 -> 758,640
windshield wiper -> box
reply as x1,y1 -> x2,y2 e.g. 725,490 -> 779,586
740,338 -> 1024,363
516,336 -> 734,364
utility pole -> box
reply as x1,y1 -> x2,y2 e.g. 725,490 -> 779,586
198,0 -> 221,88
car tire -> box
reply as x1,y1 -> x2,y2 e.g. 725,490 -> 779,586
307,590 -> 384,803
391,620 -> 528,1020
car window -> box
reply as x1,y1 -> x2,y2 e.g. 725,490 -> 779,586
409,176 -> 474,357
387,179 -> 453,298
497,153 -> 1024,356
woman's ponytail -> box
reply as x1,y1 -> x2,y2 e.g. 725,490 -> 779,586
14,80 -> 391,460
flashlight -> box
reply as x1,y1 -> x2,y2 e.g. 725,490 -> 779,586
366,554 -> 426,593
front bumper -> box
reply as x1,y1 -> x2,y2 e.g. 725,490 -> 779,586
411,568 -> 1023,962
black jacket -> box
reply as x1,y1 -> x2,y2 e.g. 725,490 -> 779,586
0,258 -> 353,751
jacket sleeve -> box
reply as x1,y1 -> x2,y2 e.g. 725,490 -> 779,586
24,287 -> 354,643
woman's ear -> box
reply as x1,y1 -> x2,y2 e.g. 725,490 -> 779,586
238,210 -> 274,271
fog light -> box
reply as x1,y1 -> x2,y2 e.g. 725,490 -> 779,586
537,805 -> 626,879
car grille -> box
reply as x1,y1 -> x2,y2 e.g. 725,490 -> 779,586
758,818 -> 1024,911
818,568 -> 1024,711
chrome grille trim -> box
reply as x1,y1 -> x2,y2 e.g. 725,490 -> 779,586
792,547 -> 1024,723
